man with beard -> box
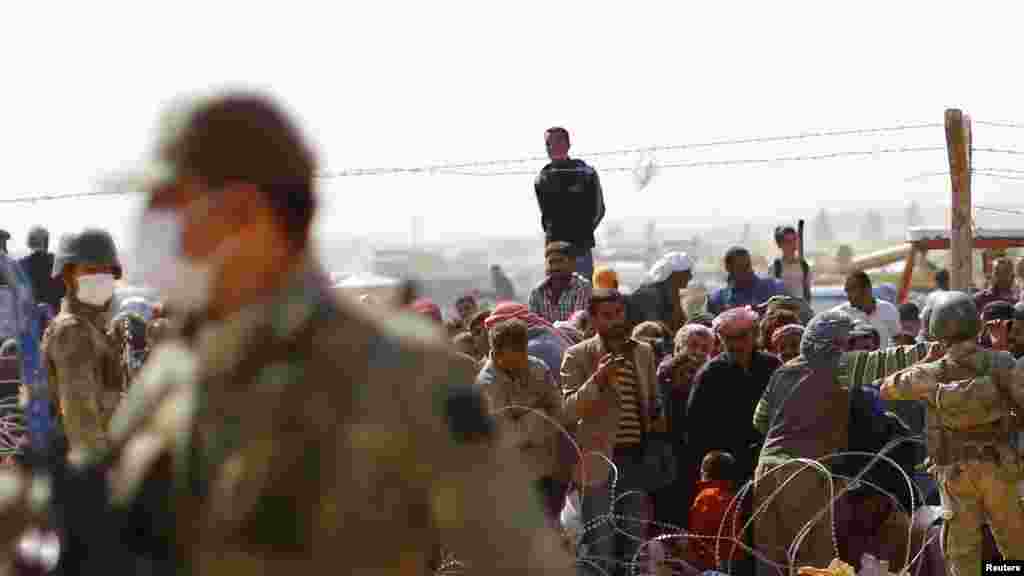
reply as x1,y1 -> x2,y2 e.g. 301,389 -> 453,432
561,288 -> 657,576
529,241 -> 592,324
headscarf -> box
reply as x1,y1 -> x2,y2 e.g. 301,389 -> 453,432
411,298 -> 442,324
760,295 -> 813,325
800,310 -> 854,368
712,306 -> 759,336
483,302 -> 573,347
647,252 -> 693,284
554,321 -> 585,345
771,324 -> 805,348
593,266 -> 619,290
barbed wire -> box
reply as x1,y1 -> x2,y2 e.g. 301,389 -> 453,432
974,120 -> 1024,129
0,189 -> 130,205
431,146 -> 946,177
975,205 -> 1024,217
972,147 -> 1024,156
316,122 -> 943,178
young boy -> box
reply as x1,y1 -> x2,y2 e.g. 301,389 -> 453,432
476,318 -> 566,523
688,451 -> 745,571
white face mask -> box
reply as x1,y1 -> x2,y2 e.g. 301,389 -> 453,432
132,209 -> 217,315
76,274 -> 116,307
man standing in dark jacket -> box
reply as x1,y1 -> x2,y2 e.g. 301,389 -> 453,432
535,127 -> 605,280
18,226 -> 65,311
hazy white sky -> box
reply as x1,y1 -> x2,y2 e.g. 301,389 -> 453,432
2,1 -> 1023,253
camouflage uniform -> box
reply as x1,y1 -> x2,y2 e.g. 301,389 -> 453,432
882,293 -> 1024,576
41,295 -> 124,459
100,262 -> 571,574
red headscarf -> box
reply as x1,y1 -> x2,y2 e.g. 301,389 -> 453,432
484,302 -> 573,347
410,298 -> 443,324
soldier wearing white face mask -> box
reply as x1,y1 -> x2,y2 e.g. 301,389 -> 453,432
40,228 -> 125,462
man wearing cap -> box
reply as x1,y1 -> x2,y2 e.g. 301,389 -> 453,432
626,252 -> 693,333
535,127 -> 605,280
0,93 -> 571,574
39,228 -> 126,463
18,226 -> 65,311
707,247 -> 787,316
529,241 -> 592,324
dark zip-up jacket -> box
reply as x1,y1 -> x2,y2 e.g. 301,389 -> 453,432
534,159 -> 605,249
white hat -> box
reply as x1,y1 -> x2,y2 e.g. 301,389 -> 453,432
647,252 -> 693,283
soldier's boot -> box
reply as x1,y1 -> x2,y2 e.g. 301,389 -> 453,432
982,462 -> 1024,559
938,469 -> 985,576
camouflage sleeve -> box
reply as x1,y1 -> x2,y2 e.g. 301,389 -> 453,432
752,375 -> 776,435
47,319 -> 109,452
844,342 -> 929,389
1006,357 -> 1024,412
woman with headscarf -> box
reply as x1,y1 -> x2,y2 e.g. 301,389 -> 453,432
626,252 -> 693,333
770,324 -> 804,363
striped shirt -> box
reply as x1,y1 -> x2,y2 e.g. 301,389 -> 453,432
613,359 -> 643,446
528,274 -> 592,324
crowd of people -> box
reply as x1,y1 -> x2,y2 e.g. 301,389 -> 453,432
406,240 -> 1024,576
390,127 -> 1024,576
0,106 -> 1017,576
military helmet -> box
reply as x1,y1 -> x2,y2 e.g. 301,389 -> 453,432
928,291 -> 980,343
27,226 -> 49,251
52,228 -> 122,279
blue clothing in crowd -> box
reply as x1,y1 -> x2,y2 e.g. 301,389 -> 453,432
707,276 -> 787,315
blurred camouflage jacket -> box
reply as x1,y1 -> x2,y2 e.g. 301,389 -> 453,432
105,261 -> 572,574
41,296 -> 123,457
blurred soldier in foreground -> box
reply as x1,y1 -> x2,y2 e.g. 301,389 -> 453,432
41,228 -> 125,462
880,292 -> 1024,575
0,92 -> 571,574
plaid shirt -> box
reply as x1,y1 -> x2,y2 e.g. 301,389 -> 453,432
528,274 -> 592,324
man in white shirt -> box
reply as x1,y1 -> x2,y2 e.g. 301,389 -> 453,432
831,271 -> 901,347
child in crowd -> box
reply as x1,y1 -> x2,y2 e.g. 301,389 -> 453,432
688,451 -> 745,571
